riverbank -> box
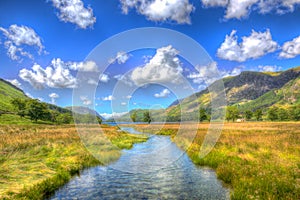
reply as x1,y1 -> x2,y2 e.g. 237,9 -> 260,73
0,124 -> 147,199
134,122 -> 300,200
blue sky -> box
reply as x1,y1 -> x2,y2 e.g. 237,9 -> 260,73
0,0 -> 300,118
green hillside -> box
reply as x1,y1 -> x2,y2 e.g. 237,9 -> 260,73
0,79 -> 28,112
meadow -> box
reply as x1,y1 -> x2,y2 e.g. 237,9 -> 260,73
135,122 -> 300,200
0,124 -> 147,199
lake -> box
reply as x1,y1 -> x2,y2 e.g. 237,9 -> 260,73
50,126 -> 229,199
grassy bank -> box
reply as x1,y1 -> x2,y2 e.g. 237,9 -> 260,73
0,124 -> 147,199
135,122 -> 300,200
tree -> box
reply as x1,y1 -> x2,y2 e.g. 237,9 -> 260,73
131,111 -> 137,122
254,109 -> 263,121
199,108 -> 208,122
57,113 -> 73,124
226,106 -> 239,122
244,110 -> 253,121
268,107 -> 279,121
290,106 -> 300,121
143,111 -> 151,124
278,108 -> 289,121
11,98 -> 27,117
26,99 -> 50,122
96,116 -> 102,124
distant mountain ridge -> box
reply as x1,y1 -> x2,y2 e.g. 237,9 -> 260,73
66,106 -> 104,120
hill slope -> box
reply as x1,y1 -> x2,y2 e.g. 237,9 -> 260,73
0,79 -> 28,112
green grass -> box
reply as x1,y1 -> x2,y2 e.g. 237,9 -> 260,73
135,122 -> 300,200
0,124 -> 148,199
0,114 -> 54,125
0,79 -> 28,112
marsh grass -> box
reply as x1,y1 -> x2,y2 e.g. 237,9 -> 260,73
0,124 -> 147,199
135,122 -> 300,200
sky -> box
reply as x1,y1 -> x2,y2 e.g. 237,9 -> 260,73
0,0 -> 300,118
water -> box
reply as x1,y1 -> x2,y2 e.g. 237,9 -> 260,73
50,127 -> 229,199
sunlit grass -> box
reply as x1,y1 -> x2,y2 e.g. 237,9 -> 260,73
135,122 -> 300,200
0,124 -> 148,199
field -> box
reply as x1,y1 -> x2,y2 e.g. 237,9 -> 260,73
134,122 -> 300,200
0,124 -> 147,199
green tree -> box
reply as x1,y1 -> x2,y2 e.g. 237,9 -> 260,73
143,111 -> 151,124
131,111 -> 137,122
254,109 -> 263,121
278,108 -> 289,121
268,107 -> 279,121
11,98 -> 27,117
199,108 -> 208,122
96,116 -> 102,124
26,99 -> 50,122
290,106 -> 300,121
57,113 -> 73,124
244,110 -> 253,120
226,106 -> 239,122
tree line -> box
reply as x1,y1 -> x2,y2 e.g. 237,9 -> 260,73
9,98 -> 102,124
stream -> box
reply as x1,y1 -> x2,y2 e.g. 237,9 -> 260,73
50,126 -> 230,199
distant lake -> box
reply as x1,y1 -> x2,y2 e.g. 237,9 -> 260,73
50,126 -> 229,199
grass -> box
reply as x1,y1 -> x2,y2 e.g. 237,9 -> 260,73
0,124 -> 148,199
135,122 -> 300,200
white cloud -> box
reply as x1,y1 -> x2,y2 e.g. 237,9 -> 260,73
225,0 -> 258,19
109,51 -> 131,64
217,29 -> 278,62
100,112 -> 128,119
279,36 -> 300,59
0,25 -> 44,61
202,0 -> 228,7
221,66 -> 244,77
187,62 -> 220,85
125,95 -> 132,99
201,0 -> 300,19
258,65 -> 282,72
19,58 -> 99,89
154,89 -> 171,98
120,0 -> 194,24
131,45 -> 183,86
6,79 -> 21,88
87,78 -> 98,85
121,102 -> 127,106
68,60 -> 98,72
114,74 -> 134,86
51,0 -> 96,29
80,96 -> 92,105
99,74 -> 110,83
49,93 -> 59,104
102,95 -> 114,101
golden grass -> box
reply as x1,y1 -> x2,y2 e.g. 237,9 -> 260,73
134,122 -> 300,200
0,124 -> 147,199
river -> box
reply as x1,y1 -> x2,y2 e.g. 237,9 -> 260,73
50,126 -> 230,199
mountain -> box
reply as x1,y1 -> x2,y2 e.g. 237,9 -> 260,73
0,79 -> 28,112
66,106 -> 104,120
168,67 -> 300,115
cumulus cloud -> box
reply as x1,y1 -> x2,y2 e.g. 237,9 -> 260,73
120,0 -> 194,24
109,51 -> 131,64
100,112 -> 128,119
217,29 -> 278,62
131,45 -> 183,86
187,62 -> 220,85
0,24 -> 44,61
154,89 -> 171,98
102,95 -> 114,101
99,74 -> 110,83
201,0 -> 300,19
19,58 -> 97,89
51,0 -> 96,29
80,96 -> 92,105
6,79 -> 21,88
114,74 -> 133,86
49,93 -> 59,104
258,65 -> 282,72
279,36 -> 300,59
